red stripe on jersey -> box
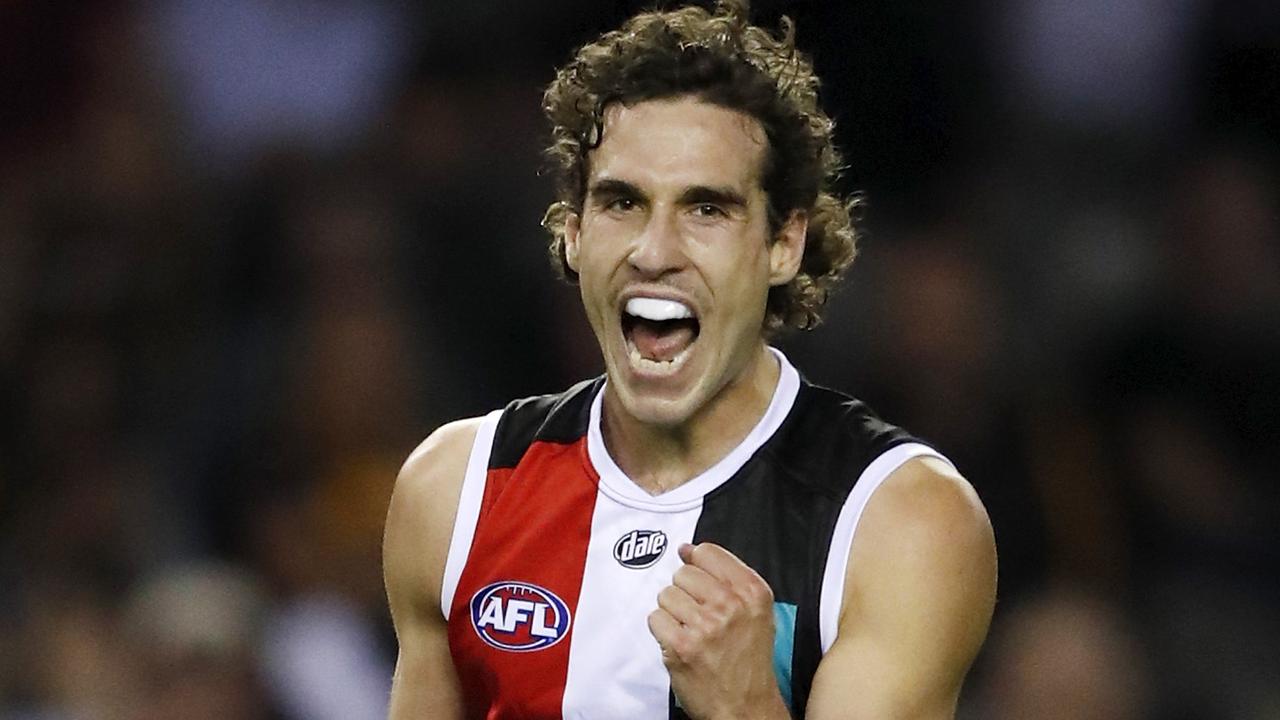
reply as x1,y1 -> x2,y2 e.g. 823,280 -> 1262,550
478,467 -> 515,522
448,437 -> 598,720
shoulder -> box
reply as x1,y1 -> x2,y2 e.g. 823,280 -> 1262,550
383,417 -> 487,614
400,417 -> 486,492
843,455 -> 996,658
393,417 -> 487,528
858,456 -> 993,560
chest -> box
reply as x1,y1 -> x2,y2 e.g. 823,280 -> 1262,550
445,438 -> 837,719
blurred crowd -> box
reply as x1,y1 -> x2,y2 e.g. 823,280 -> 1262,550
1,1 -> 1276,719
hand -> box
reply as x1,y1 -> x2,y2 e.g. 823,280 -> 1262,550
646,543 -> 790,720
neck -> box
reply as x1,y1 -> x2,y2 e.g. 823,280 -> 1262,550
601,344 -> 780,495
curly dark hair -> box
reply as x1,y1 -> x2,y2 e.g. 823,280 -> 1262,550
541,0 -> 858,331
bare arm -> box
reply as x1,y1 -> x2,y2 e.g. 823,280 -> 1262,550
383,418 -> 483,720
807,457 -> 997,720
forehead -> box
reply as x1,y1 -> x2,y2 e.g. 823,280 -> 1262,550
589,97 -> 768,193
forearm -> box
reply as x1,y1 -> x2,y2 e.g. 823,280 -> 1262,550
387,649 -> 464,720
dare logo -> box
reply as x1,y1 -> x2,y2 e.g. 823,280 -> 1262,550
470,581 -> 571,652
613,529 -> 668,569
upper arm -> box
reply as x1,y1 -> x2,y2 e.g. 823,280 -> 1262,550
807,457 -> 997,720
383,417 -> 483,720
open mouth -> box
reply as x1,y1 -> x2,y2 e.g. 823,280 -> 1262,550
621,297 -> 700,370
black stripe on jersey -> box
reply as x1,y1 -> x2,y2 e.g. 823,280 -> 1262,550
488,377 -> 601,469
675,381 -> 916,718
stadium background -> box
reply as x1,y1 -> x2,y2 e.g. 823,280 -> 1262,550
1,1 -> 1277,718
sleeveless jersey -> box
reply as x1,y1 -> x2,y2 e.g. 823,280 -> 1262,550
441,350 -> 948,719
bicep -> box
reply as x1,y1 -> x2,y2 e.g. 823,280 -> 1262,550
385,521 -> 466,720
806,458 -> 997,720
383,418 -> 482,720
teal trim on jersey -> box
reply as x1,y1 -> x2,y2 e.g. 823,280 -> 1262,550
773,601 -> 797,712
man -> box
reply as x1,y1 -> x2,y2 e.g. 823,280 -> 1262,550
383,2 -> 996,718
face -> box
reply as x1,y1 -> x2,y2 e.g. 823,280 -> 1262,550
564,96 -> 805,429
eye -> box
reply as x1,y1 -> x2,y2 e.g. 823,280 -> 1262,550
693,203 -> 726,218
606,197 -> 638,213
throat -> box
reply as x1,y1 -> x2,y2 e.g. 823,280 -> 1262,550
606,424 -> 707,496
600,344 -> 782,495
632,470 -> 693,497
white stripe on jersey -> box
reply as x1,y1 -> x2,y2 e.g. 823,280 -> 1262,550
440,409 -> 504,620
560,490 -> 703,719
562,348 -> 800,718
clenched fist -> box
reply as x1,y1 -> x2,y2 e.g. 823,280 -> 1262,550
647,543 -> 791,720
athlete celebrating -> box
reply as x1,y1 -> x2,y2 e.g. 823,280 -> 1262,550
383,2 -> 996,718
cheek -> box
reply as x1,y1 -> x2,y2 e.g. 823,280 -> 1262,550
575,253 -> 615,328
578,273 -> 605,317
712,243 -> 771,300
575,223 -> 627,275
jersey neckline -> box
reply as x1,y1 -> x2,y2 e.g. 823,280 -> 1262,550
586,346 -> 801,512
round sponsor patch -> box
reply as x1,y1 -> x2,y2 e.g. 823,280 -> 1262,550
613,529 -> 668,569
470,581 -> 571,652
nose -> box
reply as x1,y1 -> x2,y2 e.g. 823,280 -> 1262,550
628,207 -> 687,278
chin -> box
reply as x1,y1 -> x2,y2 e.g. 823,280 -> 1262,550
602,352 -> 705,429
614,388 -> 700,429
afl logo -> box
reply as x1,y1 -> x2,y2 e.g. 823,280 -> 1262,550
613,529 -> 668,569
470,581 -> 571,652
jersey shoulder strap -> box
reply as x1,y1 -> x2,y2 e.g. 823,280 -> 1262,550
488,377 -> 602,469
767,380 -> 921,497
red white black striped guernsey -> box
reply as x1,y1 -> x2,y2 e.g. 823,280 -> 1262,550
441,349 -> 950,719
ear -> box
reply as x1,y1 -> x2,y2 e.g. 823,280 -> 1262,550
768,210 -> 807,286
564,211 -> 582,273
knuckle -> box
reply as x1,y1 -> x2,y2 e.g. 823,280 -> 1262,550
711,584 -> 741,610
755,574 -> 775,600
710,594 -> 737,619
701,606 -> 734,635
680,624 -> 702,646
745,579 -> 773,606
691,610 -> 720,638
747,602 -> 772,623
669,635 -> 697,662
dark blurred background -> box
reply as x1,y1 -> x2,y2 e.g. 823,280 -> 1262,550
1,1 -> 1277,719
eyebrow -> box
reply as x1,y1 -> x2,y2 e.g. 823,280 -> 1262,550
586,179 -> 644,203
678,185 -> 748,210
586,179 -> 748,211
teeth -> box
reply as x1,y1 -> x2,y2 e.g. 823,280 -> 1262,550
625,297 -> 693,321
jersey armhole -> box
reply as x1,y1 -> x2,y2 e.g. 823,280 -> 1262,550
817,442 -> 954,653
439,409 -> 503,620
